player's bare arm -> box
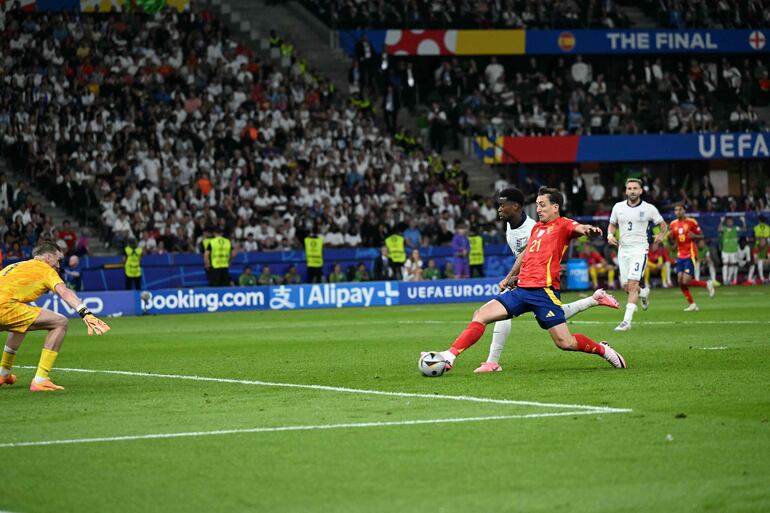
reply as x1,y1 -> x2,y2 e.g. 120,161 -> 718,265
607,223 -> 619,246
54,283 -> 111,336
499,252 -> 525,291
575,224 -> 603,238
653,220 -> 668,246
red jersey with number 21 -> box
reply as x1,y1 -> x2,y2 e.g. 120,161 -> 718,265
517,217 -> 581,290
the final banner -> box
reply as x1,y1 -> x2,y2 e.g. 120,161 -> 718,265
340,29 -> 770,56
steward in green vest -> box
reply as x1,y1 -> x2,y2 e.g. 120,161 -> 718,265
469,233 -> 485,278
385,233 -> 406,280
280,42 -> 294,58
204,228 -> 232,287
123,238 -> 143,290
268,30 -> 282,48
304,235 -> 324,283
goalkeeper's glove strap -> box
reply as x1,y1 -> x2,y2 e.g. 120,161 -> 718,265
76,303 -> 92,318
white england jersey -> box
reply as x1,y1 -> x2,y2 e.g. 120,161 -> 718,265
506,214 -> 537,256
609,200 -> 663,252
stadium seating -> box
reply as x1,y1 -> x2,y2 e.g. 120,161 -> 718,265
0,7 -> 472,255
300,0 -> 631,29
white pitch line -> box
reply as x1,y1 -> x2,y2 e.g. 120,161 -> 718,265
567,320 -> 770,325
697,346 -> 728,350
0,410 -> 605,449
16,366 -> 631,413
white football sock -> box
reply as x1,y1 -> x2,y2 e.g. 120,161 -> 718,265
487,319 -> 511,364
561,296 -> 595,320
623,303 -> 637,323
640,287 -> 650,299
439,350 -> 456,364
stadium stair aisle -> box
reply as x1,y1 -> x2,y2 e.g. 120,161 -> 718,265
0,157 -> 110,255
220,0 -> 350,93
618,1 -> 658,28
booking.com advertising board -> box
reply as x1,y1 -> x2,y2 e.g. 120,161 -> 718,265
31,263 -> 591,317
340,29 -> 770,56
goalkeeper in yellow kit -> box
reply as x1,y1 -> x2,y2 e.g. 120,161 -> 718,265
0,240 -> 110,391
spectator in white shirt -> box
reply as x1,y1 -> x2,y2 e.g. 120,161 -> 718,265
588,177 -> 606,202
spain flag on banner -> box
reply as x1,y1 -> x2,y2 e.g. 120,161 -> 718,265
473,136 -> 503,164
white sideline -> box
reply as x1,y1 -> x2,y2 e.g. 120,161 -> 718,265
0,411 -> 604,449
16,366 -> 631,413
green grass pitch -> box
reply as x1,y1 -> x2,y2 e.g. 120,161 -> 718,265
1,287 -> 769,513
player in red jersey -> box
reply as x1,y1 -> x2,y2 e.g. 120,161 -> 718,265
668,203 -> 715,311
422,187 -> 626,372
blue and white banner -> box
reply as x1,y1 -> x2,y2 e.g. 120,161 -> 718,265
527,29 -> 770,54
144,287 -> 269,314
32,291 -> 140,318
32,277 -> 594,317
399,279 -> 500,305
266,282 -> 400,310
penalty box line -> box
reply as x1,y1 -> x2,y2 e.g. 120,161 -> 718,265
17,366 -> 632,414
0,410 -> 606,449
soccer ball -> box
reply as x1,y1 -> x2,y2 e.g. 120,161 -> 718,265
418,352 -> 448,377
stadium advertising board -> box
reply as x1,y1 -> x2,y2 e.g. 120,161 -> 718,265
32,291 -> 140,317
340,29 -> 769,56
475,132 -> 770,164
399,279 -> 500,304
34,280 -> 507,317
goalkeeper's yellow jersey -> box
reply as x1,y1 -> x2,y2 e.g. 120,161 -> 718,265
0,259 -> 63,303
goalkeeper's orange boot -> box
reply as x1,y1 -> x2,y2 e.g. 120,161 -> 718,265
0,373 -> 16,386
29,379 -> 65,392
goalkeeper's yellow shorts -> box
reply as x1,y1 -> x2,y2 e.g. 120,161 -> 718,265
0,302 -> 42,333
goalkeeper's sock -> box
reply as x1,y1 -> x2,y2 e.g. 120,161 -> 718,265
486,319 -> 511,364
447,321 -> 486,357
572,334 -> 606,356
34,349 -> 58,384
680,285 -> 694,304
1,345 -> 17,378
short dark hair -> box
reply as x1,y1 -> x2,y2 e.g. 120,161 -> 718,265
32,240 -> 61,257
537,187 -> 564,210
498,188 -> 525,206
673,202 -> 686,210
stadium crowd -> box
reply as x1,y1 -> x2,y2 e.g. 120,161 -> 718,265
368,54 -> 770,141
301,0 -> 631,29
639,0 -> 770,29
1,4 -> 769,290
0,7 -> 475,257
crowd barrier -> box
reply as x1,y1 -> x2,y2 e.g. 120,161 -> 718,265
71,245 -> 518,291
32,265 -> 591,317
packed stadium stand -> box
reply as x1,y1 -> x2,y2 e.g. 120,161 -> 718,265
0,6 -> 476,258
300,0 -> 631,29
0,0 -> 768,287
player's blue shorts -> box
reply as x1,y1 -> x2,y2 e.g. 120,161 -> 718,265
675,257 -> 696,275
494,287 -> 566,330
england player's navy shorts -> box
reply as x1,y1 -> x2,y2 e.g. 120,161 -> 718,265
675,257 -> 696,275
494,287 -> 566,330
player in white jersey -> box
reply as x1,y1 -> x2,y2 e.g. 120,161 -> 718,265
474,188 -> 620,373
607,178 -> 668,331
